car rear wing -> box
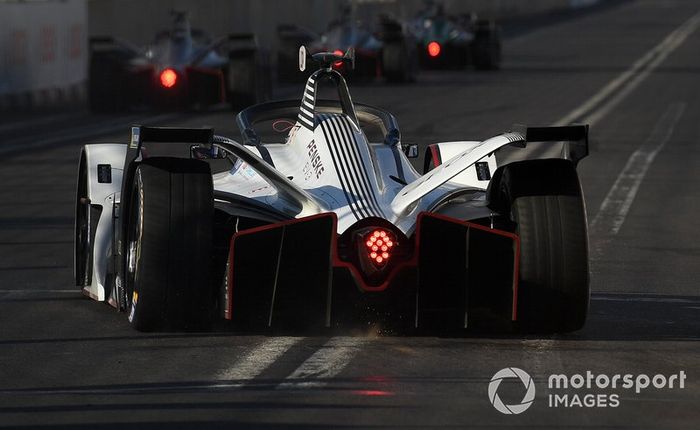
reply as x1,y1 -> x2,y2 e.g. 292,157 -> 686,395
88,36 -> 141,55
191,33 -> 259,66
121,125 -> 324,217
120,126 -> 214,203
228,33 -> 257,43
227,33 -> 258,51
391,124 -> 589,216
516,124 -> 589,166
89,36 -> 116,47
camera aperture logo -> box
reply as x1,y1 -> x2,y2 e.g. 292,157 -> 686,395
488,368 -> 687,414
488,367 -> 536,414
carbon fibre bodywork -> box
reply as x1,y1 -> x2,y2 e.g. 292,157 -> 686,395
224,212 -> 518,330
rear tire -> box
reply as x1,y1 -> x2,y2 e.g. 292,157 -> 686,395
88,51 -> 129,112
472,21 -> 502,70
125,158 -> 214,331
488,159 -> 589,332
382,41 -> 416,83
227,50 -> 270,110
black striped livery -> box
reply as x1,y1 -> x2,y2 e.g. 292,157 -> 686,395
318,113 -> 386,221
297,74 -> 317,130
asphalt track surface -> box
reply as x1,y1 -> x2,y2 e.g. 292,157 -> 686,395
1,1 -> 699,428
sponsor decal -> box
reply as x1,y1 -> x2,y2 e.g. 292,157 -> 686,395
306,139 -> 325,179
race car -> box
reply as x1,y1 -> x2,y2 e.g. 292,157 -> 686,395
409,2 -> 502,70
277,11 -> 418,82
75,47 -> 589,334
88,10 -> 271,112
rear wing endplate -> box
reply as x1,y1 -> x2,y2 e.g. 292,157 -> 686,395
391,124 -> 589,216
517,124 -> 589,166
120,126 -> 214,207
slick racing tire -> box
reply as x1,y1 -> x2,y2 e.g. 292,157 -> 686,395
488,159 -> 589,332
227,49 -> 271,110
124,158 -> 214,331
88,51 -> 129,112
382,41 -> 417,83
472,21 -> 502,70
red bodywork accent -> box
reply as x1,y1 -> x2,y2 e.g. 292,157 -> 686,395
226,212 -> 520,321
429,144 -> 442,169
333,50 -> 344,68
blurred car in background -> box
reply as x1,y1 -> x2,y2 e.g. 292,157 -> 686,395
277,9 -> 418,83
410,2 -> 502,70
88,11 -> 271,112
276,1 -> 501,85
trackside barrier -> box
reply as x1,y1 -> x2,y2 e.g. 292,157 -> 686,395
0,0 -> 87,110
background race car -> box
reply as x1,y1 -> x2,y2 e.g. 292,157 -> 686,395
277,9 -> 418,83
409,2 -> 502,70
88,11 -> 272,112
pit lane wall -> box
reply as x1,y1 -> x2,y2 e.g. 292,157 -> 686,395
0,0 -> 87,110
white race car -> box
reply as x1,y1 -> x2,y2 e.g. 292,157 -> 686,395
75,47 -> 590,333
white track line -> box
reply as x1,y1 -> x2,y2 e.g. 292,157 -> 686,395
0,338 -> 304,396
214,336 -> 302,387
277,337 -> 368,389
512,9 -> 700,162
0,289 -> 78,294
0,113 -> 179,156
554,10 -> 700,127
589,102 -> 684,236
591,295 -> 700,304
0,112 -> 85,133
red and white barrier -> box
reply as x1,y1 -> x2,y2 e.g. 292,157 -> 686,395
0,0 -> 87,109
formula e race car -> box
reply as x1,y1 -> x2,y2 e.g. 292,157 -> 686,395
75,47 -> 589,334
88,11 -> 271,112
409,2 -> 502,70
277,13 -> 417,82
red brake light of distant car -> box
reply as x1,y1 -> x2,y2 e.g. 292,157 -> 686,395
159,68 -> 178,88
365,229 -> 395,266
427,41 -> 441,57
333,49 -> 344,68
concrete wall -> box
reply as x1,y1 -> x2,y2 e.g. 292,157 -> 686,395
0,0 -> 87,108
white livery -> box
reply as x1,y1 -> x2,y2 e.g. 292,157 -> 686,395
75,48 -> 591,333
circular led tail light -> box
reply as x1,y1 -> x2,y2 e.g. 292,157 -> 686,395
364,229 -> 395,266
427,41 -> 441,57
159,68 -> 178,88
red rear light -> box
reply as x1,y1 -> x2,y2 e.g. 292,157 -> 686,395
159,68 -> 178,88
427,41 -> 441,57
333,49 -> 344,68
365,229 -> 395,266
